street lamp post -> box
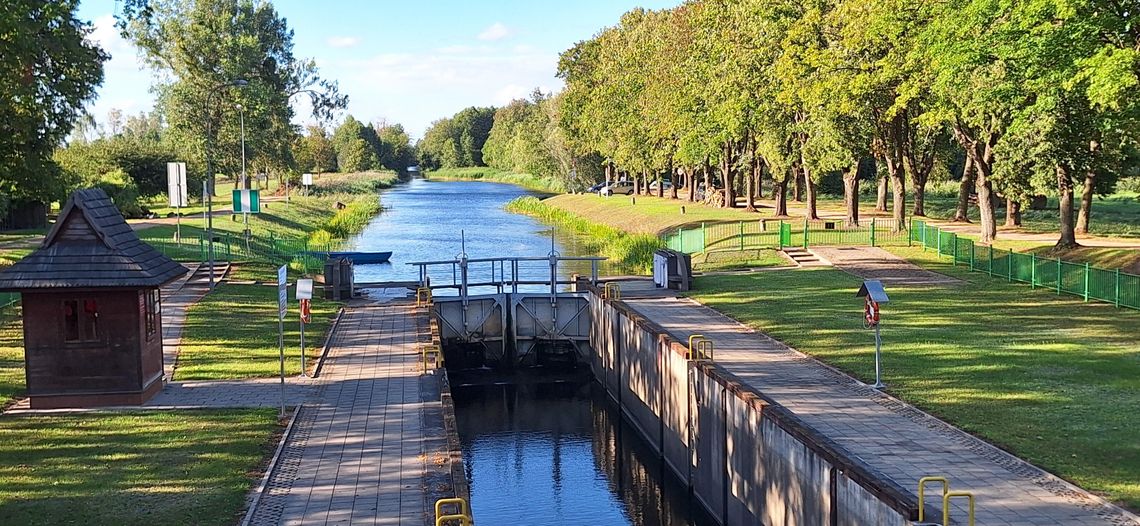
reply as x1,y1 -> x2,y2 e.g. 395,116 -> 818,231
236,103 -> 250,252
205,79 -> 249,289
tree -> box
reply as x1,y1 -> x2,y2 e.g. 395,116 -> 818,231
331,116 -> 379,172
376,123 -> 416,172
294,125 -> 337,174
0,0 -> 106,204
120,0 -> 345,194
417,107 -> 495,169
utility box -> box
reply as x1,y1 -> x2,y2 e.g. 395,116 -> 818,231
653,249 -> 693,291
323,257 -> 354,300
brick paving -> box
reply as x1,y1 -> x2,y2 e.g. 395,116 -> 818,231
247,301 -> 434,526
624,295 -> 1139,526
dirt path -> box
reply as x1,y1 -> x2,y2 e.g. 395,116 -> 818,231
811,246 -> 963,286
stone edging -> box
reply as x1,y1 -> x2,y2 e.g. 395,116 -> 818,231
240,404 -> 304,526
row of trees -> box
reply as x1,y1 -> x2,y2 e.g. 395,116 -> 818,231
417,106 -> 495,170
315,116 -> 415,174
483,90 -> 603,188
554,0 -> 1139,247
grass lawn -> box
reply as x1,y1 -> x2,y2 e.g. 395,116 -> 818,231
694,248 -> 788,272
543,193 -> 770,235
0,313 -> 24,407
688,267 -> 1140,510
175,265 -> 340,380
0,409 -> 278,526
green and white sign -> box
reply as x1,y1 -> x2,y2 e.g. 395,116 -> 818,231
232,189 -> 261,213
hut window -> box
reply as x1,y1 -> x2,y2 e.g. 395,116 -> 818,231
144,290 -> 159,339
62,299 -> 99,342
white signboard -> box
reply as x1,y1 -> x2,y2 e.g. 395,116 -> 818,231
302,173 -> 313,186
296,278 -> 313,300
166,162 -> 188,207
277,265 -> 288,320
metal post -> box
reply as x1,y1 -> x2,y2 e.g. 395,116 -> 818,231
802,217 -> 808,249
1030,252 -> 1036,288
873,322 -> 884,389
679,228 -> 684,252
1115,268 -> 1121,307
701,222 -> 707,249
300,316 -> 306,377
739,221 -> 744,251
871,217 -> 877,247
936,228 -> 942,257
1084,262 -> 1090,302
1057,257 -> 1062,295
988,247 -> 993,277
921,222 -> 927,251
950,233 -> 957,265
969,242 -> 975,271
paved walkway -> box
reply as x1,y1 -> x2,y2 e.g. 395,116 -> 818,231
248,302 -> 435,526
624,296 -> 1139,526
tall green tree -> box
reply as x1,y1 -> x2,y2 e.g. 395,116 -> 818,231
120,0 -> 345,194
0,0 -> 106,207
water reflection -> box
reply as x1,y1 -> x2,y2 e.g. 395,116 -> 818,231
452,379 -> 716,526
348,178 -> 624,292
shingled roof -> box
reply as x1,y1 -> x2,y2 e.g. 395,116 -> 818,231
0,188 -> 188,290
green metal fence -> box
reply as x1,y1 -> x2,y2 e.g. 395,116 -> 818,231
0,292 -> 17,311
664,217 -> 911,255
142,233 -> 337,272
911,219 -> 1139,311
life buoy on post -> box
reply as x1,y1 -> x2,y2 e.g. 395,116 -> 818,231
300,298 -> 312,324
864,297 -> 879,327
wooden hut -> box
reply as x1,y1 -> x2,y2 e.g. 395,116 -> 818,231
0,189 -> 188,408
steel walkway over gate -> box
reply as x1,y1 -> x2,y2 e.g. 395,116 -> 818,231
407,249 -> 606,369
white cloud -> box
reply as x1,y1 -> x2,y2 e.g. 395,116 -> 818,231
494,84 -> 531,105
477,22 -> 511,41
327,36 -> 361,48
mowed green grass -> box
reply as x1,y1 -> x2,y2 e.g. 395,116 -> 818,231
690,267 -> 1140,510
175,268 -> 340,380
0,409 -> 278,526
694,248 -> 788,272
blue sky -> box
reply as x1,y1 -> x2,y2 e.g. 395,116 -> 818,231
78,0 -> 680,139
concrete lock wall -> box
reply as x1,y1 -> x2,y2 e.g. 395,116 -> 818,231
587,289 -> 917,526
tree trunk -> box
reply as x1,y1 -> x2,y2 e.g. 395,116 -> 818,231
1004,198 -> 1021,227
803,155 -> 820,220
951,122 -> 997,244
890,170 -> 906,231
876,175 -> 888,212
669,160 -> 678,199
842,164 -> 859,226
745,155 -> 757,212
912,183 -> 926,217
1076,169 -> 1094,234
722,142 -> 736,208
1057,164 -> 1078,248
633,172 -> 641,195
792,167 -> 803,202
703,159 -> 711,203
657,170 -> 665,198
604,162 -> 613,185
688,168 -> 696,202
975,169 -> 996,244
774,176 -> 788,217
953,156 -> 974,222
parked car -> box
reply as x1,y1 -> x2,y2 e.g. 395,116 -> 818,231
585,181 -> 607,194
600,180 -> 634,196
648,180 -> 673,191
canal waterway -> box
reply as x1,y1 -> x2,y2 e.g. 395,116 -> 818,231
452,379 -> 717,526
347,177 -> 621,292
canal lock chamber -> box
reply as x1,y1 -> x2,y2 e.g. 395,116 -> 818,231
429,283 -> 920,526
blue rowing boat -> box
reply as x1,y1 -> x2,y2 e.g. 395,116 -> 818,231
311,251 -> 393,264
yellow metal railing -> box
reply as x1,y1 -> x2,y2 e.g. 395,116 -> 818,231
421,344 -> 443,373
918,476 -> 975,526
687,334 -> 713,360
435,497 -> 472,526
944,491 -> 975,526
416,286 -> 433,307
603,282 -> 621,300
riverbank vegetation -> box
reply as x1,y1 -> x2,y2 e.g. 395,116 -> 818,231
0,409 -> 279,525
427,168 -> 566,193
505,196 -> 661,273
690,265 -> 1140,510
